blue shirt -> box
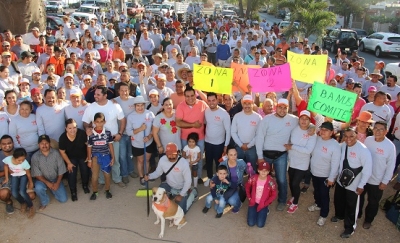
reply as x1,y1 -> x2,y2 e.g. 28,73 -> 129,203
216,43 -> 231,60
88,129 -> 113,155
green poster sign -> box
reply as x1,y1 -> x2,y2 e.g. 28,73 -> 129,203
307,82 -> 357,122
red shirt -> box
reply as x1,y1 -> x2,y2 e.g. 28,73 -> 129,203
297,100 -> 316,125
176,99 -> 208,140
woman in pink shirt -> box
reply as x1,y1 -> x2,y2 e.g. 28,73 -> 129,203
350,83 -> 366,127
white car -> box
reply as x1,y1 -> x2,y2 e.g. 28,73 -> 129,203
46,1 -> 64,13
384,62 -> 400,84
359,32 -> 400,57
71,5 -> 99,21
146,4 -> 162,14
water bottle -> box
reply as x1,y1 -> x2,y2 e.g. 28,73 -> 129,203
247,162 -> 255,177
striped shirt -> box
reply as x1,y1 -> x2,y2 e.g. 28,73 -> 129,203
88,128 -> 113,154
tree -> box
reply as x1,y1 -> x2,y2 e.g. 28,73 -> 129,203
0,0 -> 46,34
279,0 -> 336,39
330,0 -> 375,27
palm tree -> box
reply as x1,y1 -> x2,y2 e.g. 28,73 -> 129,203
278,0 -> 336,40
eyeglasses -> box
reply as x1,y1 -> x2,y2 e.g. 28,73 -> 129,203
3,45 -> 9,47
2,55 -> 11,58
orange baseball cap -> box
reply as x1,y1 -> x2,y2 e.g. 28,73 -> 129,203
165,143 -> 178,155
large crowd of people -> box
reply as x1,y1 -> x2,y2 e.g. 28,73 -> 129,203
0,4 -> 399,239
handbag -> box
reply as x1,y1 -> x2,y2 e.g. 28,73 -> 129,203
385,191 -> 400,224
263,150 -> 286,160
160,156 -> 181,182
338,146 -> 363,187
238,184 -> 246,203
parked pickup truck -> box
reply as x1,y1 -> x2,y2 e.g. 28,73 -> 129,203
126,2 -> 145,15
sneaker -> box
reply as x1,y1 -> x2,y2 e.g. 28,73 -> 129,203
90,192 -> 98,200
287,204 -> 298,214
340,231 -> 354,238
20,203 -> 27,213
122,176 -> 129,184
202,207 -> 209,214
308,203 -> 321,212
140,178 -> 147,187
363,221 -> 371,229
286,197 -> 294,206
276,202 -> 286,211
301,186 -> 309,193
232,202 -> 243,213
267,209 -> 270,215
27,207 -> 35,219
71,193 -> 78,202
105,191 -> 112,199
317,216 -> 326,226
330,216 -> 343,222
204,178 -> 210,187
5,203 -> 14,214
129,171 -> 139,178
215,213 -> 223,218
116,181 -> 127,188
83,186 -> 90,194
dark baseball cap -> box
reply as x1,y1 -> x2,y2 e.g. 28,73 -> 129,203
319,122 -> 334,131
38,134 -> 50,143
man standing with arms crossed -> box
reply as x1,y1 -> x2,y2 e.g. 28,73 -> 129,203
256,99 -> 298,211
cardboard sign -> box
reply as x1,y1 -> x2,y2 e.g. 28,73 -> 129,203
248,63 -> 292,92
307,82 -> 357,122
193,64 -> 233,94
231,62 -> 260,92
201,61 -> 214,66
287,51 -> 328,84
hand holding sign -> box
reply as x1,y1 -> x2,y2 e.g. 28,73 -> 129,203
193,64 -> 233,94
307,82 -> 357,122
231,62 -> 260,92
248,63 -> 292,92
287,51 -> 328,84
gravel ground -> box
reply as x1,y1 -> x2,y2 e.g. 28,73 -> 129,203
0,176 -> 398,243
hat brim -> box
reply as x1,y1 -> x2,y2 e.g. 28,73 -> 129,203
369,73 -> 383,79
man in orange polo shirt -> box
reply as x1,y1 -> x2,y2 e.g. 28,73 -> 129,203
176,88 -> 208,184
45,46 -> 65,76
0,30 -> 16,53
277,37 -> 290,55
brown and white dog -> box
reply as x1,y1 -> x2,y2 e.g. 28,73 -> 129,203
152,187 -> 187,238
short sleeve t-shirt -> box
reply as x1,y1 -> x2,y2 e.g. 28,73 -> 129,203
88,129 -> 113,154
183,145 -> 200,165
255,178 -> 267,204
2,156 -> 30,176
59,129 -> 88,159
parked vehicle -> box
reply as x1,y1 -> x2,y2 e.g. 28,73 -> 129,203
221,10 -> 237,19
71,5 -> 100,21
46,1 -> 64,13
352,28 -> 368,40
126,2 -> 145,15
322,28 -> 359,54
81,0 -> 110,8
146,3 -> 162,14
359,32 -> 400,57
278,21 -> 300,32
46,15 -> 80,35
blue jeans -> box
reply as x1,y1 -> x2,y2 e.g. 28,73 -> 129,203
205,142 -> 225,179
34,180 -> 68,206
264,152 -> 288,204
159,182 -> 197,214
247,204 -> 269,228
119,135 -> 134,177
235,145 -> 257,170
99,141 -> 121,184
205,193 -> 226,214
227,191 -> 241,211
181,139 -> 204,179
11,175 -> 33,207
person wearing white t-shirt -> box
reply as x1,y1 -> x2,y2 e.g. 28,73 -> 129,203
183,133 -> 201,188
379,75 -> 400,99
82,86 -> 126,188
360,91 -> 393,125
360,121 -> 396,229
185,48 -> 201,70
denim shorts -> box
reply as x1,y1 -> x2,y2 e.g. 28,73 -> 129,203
0,177 -> 11,190
93,153 -> 112,174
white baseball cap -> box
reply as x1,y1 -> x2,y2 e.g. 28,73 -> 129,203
69,88 -> 82,97
83,74 -> 92,80
63,73 -> 74,79
242,94 -> 253,103
277,98 -> 289,107
149,89 -> 159,96
299,110 -> 311,118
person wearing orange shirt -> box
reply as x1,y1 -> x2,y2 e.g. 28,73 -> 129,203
277,37 -> 290,56
34,36 -> 47,56
173,19 -> 181,29
112,41 -> 125,62
46,46 -> 65,76
0,29 -> 16,53
273,47 -> 287,65
1,42 -> 18,61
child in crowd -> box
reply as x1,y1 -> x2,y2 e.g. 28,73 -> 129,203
202,165 -> 235,218
2,148 -> 35,218
182,132 -> 201,188
43,75 -> 57,91
17,78 -> 32,104
87,112 -> 115,200
246,161 -> 277,228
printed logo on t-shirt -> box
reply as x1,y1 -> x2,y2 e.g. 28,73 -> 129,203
131,136 -> 135,141
78,110 -> 85,116
94,141 -> 107,146
31,120 -> 37,125
303,134 -> 309,139
54,109 -> 61,114
286,122 -> 291,126
173,167 -> 180,172
250,121 -> 257,126
129,105 -> 135,110
214,116 -> 221,121
0,117 -> 5,121
350,152 -> 357,158
376,148 -> 384,155
322,146 -> 328,153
